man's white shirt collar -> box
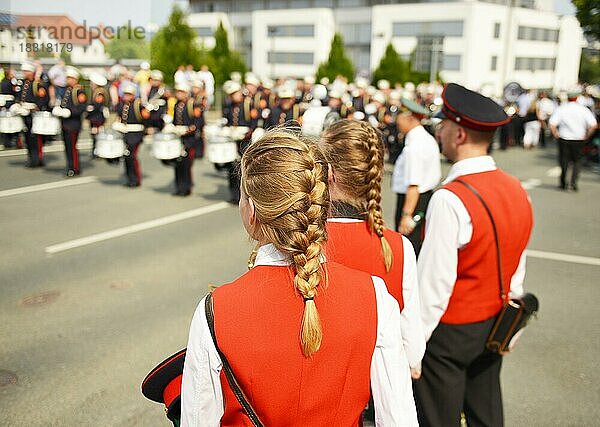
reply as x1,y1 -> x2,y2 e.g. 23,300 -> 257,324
443,156 -> 497,185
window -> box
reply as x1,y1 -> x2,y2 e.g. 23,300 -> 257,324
267,25 -> 315,37
442,54 -> 461,71
268,51 -> 314,65
517,25 -> 559,42
514,57 -> 556,71
491,55 -> 497,71
493,22 -> 500,38
339,23 -> 371,44
195,27 -> 213,37
346,46 -> 371,71
393,21 -> 463,37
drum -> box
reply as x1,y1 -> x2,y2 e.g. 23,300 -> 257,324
95,131 -> 125,159
301,106 -> 340,137
152,132 -> 183,160
205,124 -> 239,164
0,111 -> 25,134
31,111 -> 61,135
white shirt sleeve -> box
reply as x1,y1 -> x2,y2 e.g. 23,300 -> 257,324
509,251 -> 527,298
370,276 -> 419,427
181,296 -> 224,427
584,107 -> 598,129
548,107 -> 561,127
405,146 -> 424,188
399,237 -> 426,368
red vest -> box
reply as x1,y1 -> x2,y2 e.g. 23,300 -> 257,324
440,169 -> 533,324
325,221 -> 406,309
213,261 -> 377,426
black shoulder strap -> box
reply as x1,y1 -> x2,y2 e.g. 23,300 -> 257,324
204,293 -> 264,427
453,179 -> 506,302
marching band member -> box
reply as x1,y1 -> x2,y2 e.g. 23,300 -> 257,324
190,79 -> 208,158
364,91 -> 388,131
327,89 -> 352,119
52,66 -> 86,176
15,62 -> 49,168
319,119 -> 425,376
392,98 -> 441,256
181,130 -> 418,426
264,86 -> 302,129
87,73 -> 109,159
144,70 -> 168,134
114,84 -> 150,187
414,83 -> 534,427
169,84 -> 204,196
352,77 -> 370,113
0,67 -> 17,149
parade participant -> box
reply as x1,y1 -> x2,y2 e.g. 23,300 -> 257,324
243,72 -> 262,106
114,84 -> 150,187
86,73 -> 109,159
414,83 -> 534,427
365,91 -> 388,130
264,87 -> 301,129
222,81 -> 257,203
319,119 -> 425,374
352,77 -> 370,113
181,130 -> 418,426
144,70 -> 168,133
170,84 -> 204,196
549,90 -> 597,191
392,98 -> 441,256
16,62 -> 49,168
48,60 -> 67,102
190,79 -> 207,158
536,91 -> 555,148
327,89 -> 352,119
1,67 -> 17,149
51,66 -> 87,176
382,90 -> 403,163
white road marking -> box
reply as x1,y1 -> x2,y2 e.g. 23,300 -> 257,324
521,178 -> 542,190
546,166 -> 561,178
0,140 -> 92,157
0,176 -> 98,198
526,249 -> 600,266
45,201 -> 231,254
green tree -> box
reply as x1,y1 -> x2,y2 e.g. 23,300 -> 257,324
579,50 -> 600,84
210,21 -> 247,85
372,43 -> 409,86
573,0 -> 600,41
105,33 -> 149,60
150,6 -> 210,85
316,33 -> 355,82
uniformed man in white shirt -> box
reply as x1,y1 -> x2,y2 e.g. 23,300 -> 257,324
549,90 -> 597,191
392,97 -> 441,255
414,83 -> 534,427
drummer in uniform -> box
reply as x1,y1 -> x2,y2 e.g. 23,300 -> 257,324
115,84 -> 150,187
222,81 -> 258,203
0,67 -> 17,149
382,90 -> 403,164
264,86 -> 302,129
327,89 -> 352,119
365,91 -> 388,131
86,73 -> 109,159
171,83 -> 205,196
190,79 -> 208,158
144,70 -> 168,134
17,61 -> 49,168
52,66 -> 87,176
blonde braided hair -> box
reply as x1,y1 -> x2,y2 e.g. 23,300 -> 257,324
241,129 -> 329,357
320,120 -> 393,271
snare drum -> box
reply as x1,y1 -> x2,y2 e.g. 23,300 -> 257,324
31,111 -> 61,135
301,106 -> 340,137
95,131 -> 125,159
0,111 -> 25,134
152,132 -> 183,160
205,125 -> 238,164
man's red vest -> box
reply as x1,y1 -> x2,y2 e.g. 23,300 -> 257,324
213,261 -> 377,426
441,169 -> 533,324
326,221 -> 406,309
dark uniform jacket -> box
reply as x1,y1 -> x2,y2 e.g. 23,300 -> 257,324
173,99 -> 204,149
147,85 -> 168,128
1,78 -> 17,109
87,87 -> 108,126
60,85 -> 87,130
18,78 -> 50,111
265,103 -> 302,129
116,99 -> 147,144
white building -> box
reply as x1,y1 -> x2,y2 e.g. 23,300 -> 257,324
186,0 -> 584,95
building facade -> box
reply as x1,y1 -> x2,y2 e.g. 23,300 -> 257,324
187,0 -> 583,95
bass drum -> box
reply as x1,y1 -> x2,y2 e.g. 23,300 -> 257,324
205,124 -> 239,166
301,106 -> 340,137
31,111 -> 61,136
152,132 -> 184,160
0,111 -> 24,134
95,131 -> 125,159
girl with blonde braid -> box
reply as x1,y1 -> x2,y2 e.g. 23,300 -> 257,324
181,129 -> 417,426
319,119 -> 426,377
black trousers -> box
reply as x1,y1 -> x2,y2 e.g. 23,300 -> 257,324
558,139 -> 585,189
124,142 -> 142,185
394,190 -> 433,256
414,318 -> 503,427
24,116 -> 44,166
62,127 -> 81,173
174,145 -> 196,194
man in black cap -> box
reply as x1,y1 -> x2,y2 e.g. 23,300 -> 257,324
414,83 -> 534,427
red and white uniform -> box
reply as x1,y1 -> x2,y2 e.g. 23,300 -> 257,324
326,219 -> 425,369
418,156 -> 534,340
181,243 -> 418,426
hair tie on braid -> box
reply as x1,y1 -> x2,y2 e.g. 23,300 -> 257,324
303,296 -> 314,302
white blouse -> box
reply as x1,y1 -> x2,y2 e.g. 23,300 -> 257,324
180,243 -> 418,427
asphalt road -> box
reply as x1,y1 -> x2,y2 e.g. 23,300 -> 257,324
0,136 -> 598,426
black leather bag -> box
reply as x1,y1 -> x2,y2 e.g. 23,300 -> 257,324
454,180 -> 539,355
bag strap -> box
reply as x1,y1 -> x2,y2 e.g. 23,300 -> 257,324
453,179 -> 507,303
204,293 -> 265,427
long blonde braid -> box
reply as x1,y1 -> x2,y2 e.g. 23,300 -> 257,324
241,130 -> 329,357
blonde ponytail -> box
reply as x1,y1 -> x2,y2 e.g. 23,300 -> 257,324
241,130 -> 329,357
